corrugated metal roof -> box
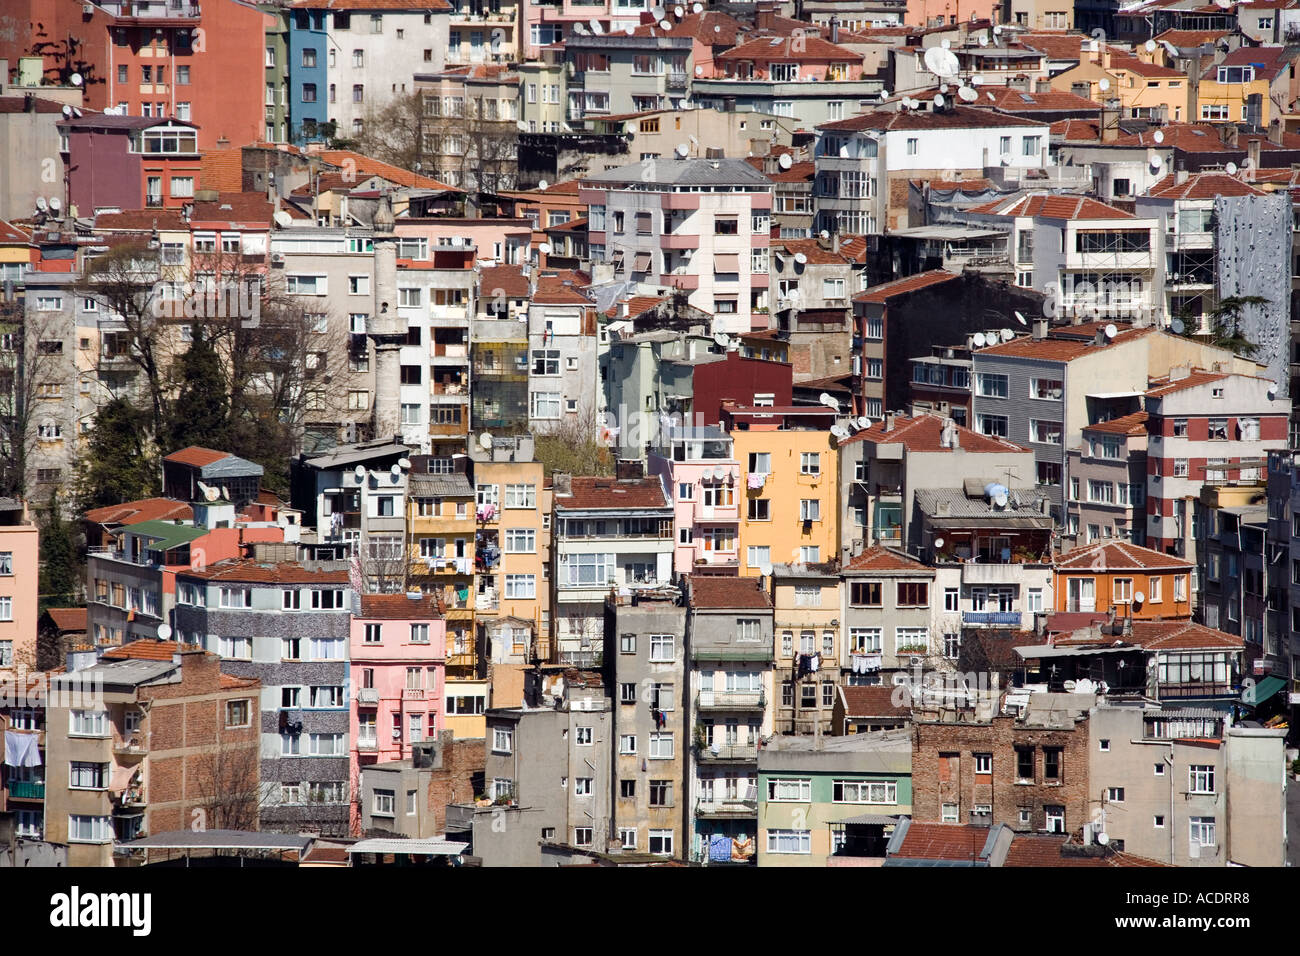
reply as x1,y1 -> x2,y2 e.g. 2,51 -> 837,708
347,838 -> 469,855
408,473 -> 474,496
582,158 -> 772,188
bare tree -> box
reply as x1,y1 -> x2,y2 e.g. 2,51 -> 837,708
534,402 -> 614,477
191,738 -> 263,831
0,297 -> 74,499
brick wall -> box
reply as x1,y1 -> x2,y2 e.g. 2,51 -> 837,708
427,735 -> 485,834
912,715 -> 1090,834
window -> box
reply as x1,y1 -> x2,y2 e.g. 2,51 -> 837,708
895,628 -> 929,655
1189,765 -> 1215,794
308,733 -> 344,756
373,790 -> 395,816
978,414 -> 1008,438
1207,418 -> 1228,441
649,634 -> 674,662
1174,458 -> 1189,478
619,734 -> 637,754
975,373 -> 1009,398
216,636 -> 252,660
1107,787 -> 1125,803
794,586 -> 822,607
67,815 -> 112,844
833,780 -> 897,804
619,828 -> 637,849
767,829 -> 811,854
748,499 -> 770,520
748,452 -> 772,474
767,778 -> 812,801
492,727 -> 514,754
896,582 -> 929,607
1044,748 -> 1062,781
649,780 -> 673,806
69,761 -> 108,789
1190,816 -> 1216,848
575,777 -> 593,796
799,499 -> 820,522
851,582 -> 882,606
1022,135 -> 1041,156
225,699 -> 251,727
941,803 -> 959,823
1045,806 -> 1065,833
747,545 -> 770,568
648,829 -> 674,855
648,733 -> 674,759
800,452 -> 821,475
505,529 -> 536,553
504,484 -> 536,508
974,753 -> 992,774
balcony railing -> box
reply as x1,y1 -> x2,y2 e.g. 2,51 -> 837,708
697,689 -> 766,710
403,687 -> 427,700
696,743 -> 758,762
962,611 -> 1023,627
695,797 -> 758,816
1158,681 -> 1234,699
357,688 -> 379,705
7,781 -> 44,800
357,735 -> 378,751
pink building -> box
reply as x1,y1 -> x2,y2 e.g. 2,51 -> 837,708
349,593 -> 446,828
650,425 -> 742,575
0,501 -> 39,670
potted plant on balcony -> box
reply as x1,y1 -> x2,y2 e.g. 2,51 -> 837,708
692,724 -> 709,751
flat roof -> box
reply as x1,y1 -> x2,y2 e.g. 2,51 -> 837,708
347,838 -> 469,856
121,829 -> 313,852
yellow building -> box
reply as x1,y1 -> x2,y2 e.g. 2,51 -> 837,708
406,468 -> 476,669
1192,46 -> 1292,125
730,406 -> 839,575
1051,45 -> 1190,122
0,220 -> 32,282
470,434 -> 553,667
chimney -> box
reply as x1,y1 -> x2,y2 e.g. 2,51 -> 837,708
1168,364 -> 1191,382
1100,106 -> 1121,143
1268,117 -> 1285,146
1033,318 -> 1048,340
829,15 -> 839,44
883,411 -> 895,432
756,3 -> 774,31
554,472 -> 572,496
616,458 -> 644,480
23,92 -> 35,113
1175,167 -> 1189,185
1218,125 -> 1238,147
1247,137 -> 1261,178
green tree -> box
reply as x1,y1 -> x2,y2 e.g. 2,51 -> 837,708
76,397 -> 159,512
37,490 -> 80,610
167,327 -> 230,453
1174,295 -> 1267,358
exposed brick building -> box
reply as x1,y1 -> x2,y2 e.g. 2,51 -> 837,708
911,709 -> 1090,836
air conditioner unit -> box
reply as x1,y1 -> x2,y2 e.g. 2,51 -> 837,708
909,655 -> 924,666
83,2 -> 94,14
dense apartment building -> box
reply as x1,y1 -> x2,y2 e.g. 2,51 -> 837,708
650,425 -> 742,576
1066,412 -> 1149,545
772,562 -> 842,736
358,731 -> 484,838
0,499 -> 39,670
1053,540 -> 1193,619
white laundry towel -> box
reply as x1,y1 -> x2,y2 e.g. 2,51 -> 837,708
4,731 -> 41,767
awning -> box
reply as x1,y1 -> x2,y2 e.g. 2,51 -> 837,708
1244,675 -> 1285,706
714,253 -> 740,272
835,813 -> 901,826
1014,644 -> 1138,660
347,838 -> 469,856
633,252 -> 652,272
110,763 -> 140,793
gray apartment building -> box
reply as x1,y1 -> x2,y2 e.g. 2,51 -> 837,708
172,558 -> 354,836
841,546 -> 938,682
682,574 -> 774,864
564,33 -> 693,121
1088,702 -> 1287,866
1065,412 -> 1148,546
606,590 -> 688,859
463,670 -> 612,866
359,731 -> 484,839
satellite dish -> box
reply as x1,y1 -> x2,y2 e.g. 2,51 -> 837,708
831,425 -> 848,440
856,416 -> 870,429
588,18 -> 603,33
157,623 -> 173,640
62,105 -> 73,118
1153,129 -> 1164,144
573,22 -> 586,34
1133,591 -> 1145,604
391,464 -> 402,477
1149,156 -> 1162,172
778,153 -> 792,170
987,91 -> 996,102
958,86 -> 977,103
695,65 -> 704,76
1171,318 -> 1185,334
759,562 -> 773,577
994,492 -> 1008,508
538,242 -> 553,255
70,72 -> 83,87
819,229 -> 830,240
35,197 -> 47,212
625,26 -> 635,34
880,89 -> 890,100
933,94 -> 945,109
978,34 -> 988,46
675,142 -> 689,158
1097,832 -> 1111,846
1098,78 -> 1110,91
940,83 -> 949,94
1104,323 -> 1117,339
794,251 -> 808,265
1145,39 -> 1157,52
651,3 -> 666,16
1000,328 -> 1014,342
933,537 -> 945,550
972,332 -> 987,347
538,179 -> 549,190
659,19 -> 672,29
1000,152 -> 1014,166
354,464 -> 366,479
479,432 -> 495,450
819,392 -> 840,411
674,4 -> 684,14
1225,161 -> 1238,176
517,120 -> 529,132
1268,382 -> 1279,399
1014,310 -> 1027,326
713,331 -> 730,347
692,1 -> 702,10
398,458 -> 411,470
924,46 -> 960,78
993,24 -> 1003,34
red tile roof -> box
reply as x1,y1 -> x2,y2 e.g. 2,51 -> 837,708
1081,411 -> 1149,436
839,684 -> 912,718
189,192 -> 276,227
0,94 -> 68,114
102,640 -> 184,661
293,0 -> 450,9
1043,611 -> 1111,635
968,193 -> 1134,220
892,823 -> 991,861
479,264 -> 529,298
0,219 -> 32,244
358,593 -> 442,620
1004,835 -> 1170,866
532,270 -> 593,305
1144,369 -> 1232,397
45,608 -> 87,633
93,209 -> 188,231
844,546 -> 934,572
977,87 -> 1102,113
1130,620 -> 1245,651
853,269 -> 957,304
1203,45 -> 1293,82
716,35 -> 861,61
755,159 -> 815,184
975,324 -> 1152,361
220,672 -> 262,689
1050,119 -> 1100,141
1153,28 -> 1229,46
1146,172 -> 1265,199
775,238 -> 851,265
177,559 -> 350,585
628,10 -> 747,44
83,498 -> 193,527
1055,539 -> 1192,572
164,446 -> 230,468
819,105 -> 1045,133
686,574 -> 771,609
1108,53 -> 1186,78
838,413 -> 1029,453
555,477 -> 668,511
621,294 -> 665,319
314,150 -> 455,191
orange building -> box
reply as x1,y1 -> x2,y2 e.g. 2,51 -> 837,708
1053,540 -> 1192,619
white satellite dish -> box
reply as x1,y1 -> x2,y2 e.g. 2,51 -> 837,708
391,464 -> 402,478
625,25 -> 635,34
778,153 -> 793,170
880,89 -> 890,100
354,464 -> 366,479
933,94 -> 945,109
1013,310 -> 1027,326
972,332 -> 987,347
713,331 -> 730,347
1133,591 -> 1145,604
398,458 -> 411,470
538,179 -> 549,190
157,623 -> 173,640
1000,328 -> 1014,342
62,104 -> 73,117
924,46 -> 960,78
994,491 -> 1008,508
1153,129 -> 1164,144
1097,832 -> 1111,846
759,562 -> 773,577
675,142 -> 689,158
940,83 -> 949,94
794,251 -> 808,265
958,86 -> 977,103
819,229 -> 830,240
1104,323 -> 1117,339
35,197 -> 47,212
1145,39 -> 1157,52
692,1 -> 702,10
675,4 -> 684,14
573,22 -> 587,34
689,134 -> 699,145
986,91 -> 996,102
1171,318 -> 1185,334
830,424 -> 848,440
1268,382 -> 1279,398
819,392 -> 840,411
517,120 -> 529,132
659,19 -> 672,29
856,416 -> 870,429
589,17 -> 603,32
934,537 -> 945,550
993,24 -> 1003,34
70,72 -> 83,87
1098,78 -> 1110,91
978,34 -> 988,46
1225,161 -> 1238,175
479,432 -> 495,450
538,242 -> 553,255
1149,156 -> 1162,172
1214,0 -> 1231,6
1000,152 -> 1014,166
695,65 -> 704,76
651,3 -> 666,16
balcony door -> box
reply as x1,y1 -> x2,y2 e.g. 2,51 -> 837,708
1068,577 -> 1096,613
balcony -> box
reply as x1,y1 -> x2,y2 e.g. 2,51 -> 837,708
559,649 -> 601,668
1158,682 -> 1235,700
118,786 -> 146,807
356,688 -> 379,705
695,797 -> 758,817
962,611 -> 1023,628
357,735 -> 379,752
696,743 -> 758,763
666,72 -> 688,90
696,689 -> 765,711
403,687 -> 428,700
7,781 -> 45,800
113,738 -> 146,758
